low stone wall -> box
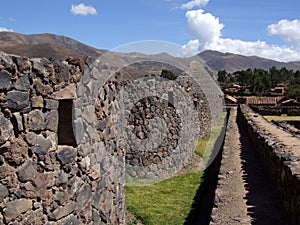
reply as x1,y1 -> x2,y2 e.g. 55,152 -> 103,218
239,104 -> 300,225
250,105 -> 300,116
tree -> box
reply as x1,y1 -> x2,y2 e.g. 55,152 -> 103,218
217,70 -> 228,83
160,69 -> 177,80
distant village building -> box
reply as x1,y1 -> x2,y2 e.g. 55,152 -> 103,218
224,95 -> 238,106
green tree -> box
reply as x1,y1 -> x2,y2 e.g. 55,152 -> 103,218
160,69 -> 177,80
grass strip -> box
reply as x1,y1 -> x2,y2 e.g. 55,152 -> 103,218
126,171 -> 203,225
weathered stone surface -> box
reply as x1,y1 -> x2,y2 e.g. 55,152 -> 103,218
33,135 -> 52,157
7,90 -> 30,110
6,137 -> 28,165
56,171 -> 68,185
17,160 -> 37,182
0,114 -> 13,144
49,201 -> 75,220
31,96 -> 44,108
52,83 -> 76,100
0,164 -> 18,188
34,78 -> 53,96
0,183 -> 9,202
26,109 -> 45,131
75,184 -> 92,210
25,132 -> 37,146
13,112 -> 24,131
53,60 -> 70,82
82,105 -> 96,124
82,70 -> 91,84
14,76 -> 30,91
0,53 -> 129,225
73,118 -> 84,145
45,110 -> 58,132
45,99 -> 59,110
15,57 -> 31,73
57,146 -> 76,164
3,199 -> 32,221
62,215 -> 80,225
0,70 -> 11,90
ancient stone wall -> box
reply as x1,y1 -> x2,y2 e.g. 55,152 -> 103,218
250,105 -> 300,116
95,74 -> 211,181
0,51 -> 213,224
0,52 -> 126,225
239,104 -> 300,225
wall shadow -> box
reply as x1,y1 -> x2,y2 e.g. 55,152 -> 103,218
184,109 -> 230,225
237,108 -> 292,225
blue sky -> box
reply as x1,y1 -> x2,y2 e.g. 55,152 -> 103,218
1,0 -> 300,61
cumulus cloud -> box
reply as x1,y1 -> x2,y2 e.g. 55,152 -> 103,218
0,27 -> 13,32
183,9 -> 300,62
268,19 -> 300,49
186,9 -> 223,46
181,0 -> 209,10
71,3 -> 97,16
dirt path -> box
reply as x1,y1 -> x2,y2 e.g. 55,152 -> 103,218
210,107 -> 292,225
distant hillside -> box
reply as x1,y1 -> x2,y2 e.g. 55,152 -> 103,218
198,50 -> 300,73
0,32 -> 104,59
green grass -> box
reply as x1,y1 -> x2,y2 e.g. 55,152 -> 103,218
126,112 -> 228,225
126,171 -> 202,225
264,114 -> 300,121
194,138 -> 209,157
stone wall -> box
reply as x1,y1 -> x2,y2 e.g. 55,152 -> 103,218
239,105 -> 300,225
95,73 -> 211,181
0,52 -> 126,225
0,51 -> 213,224
250,105 -> 300,116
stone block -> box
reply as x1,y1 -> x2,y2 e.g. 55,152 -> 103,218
14,76 -> 30,91
0,114 -> 13,144
57,146 -> 77,164
46,110 -> 58,132
0,183 -> 9,203
34,134 -> 52,157
26,109 -> 45,131
0,70 -> 12,90
52,83 -> 77,100
45,99 -> 59,110
7,90 -> 30,110
3,199 -> 32,222
31,96 -> 44,108
17,160 -> 37,182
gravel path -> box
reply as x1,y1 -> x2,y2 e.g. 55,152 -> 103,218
210,107 -> 292,225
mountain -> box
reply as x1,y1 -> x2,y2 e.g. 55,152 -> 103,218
2,32 -> 300,78
0,32 -> 104,59
198,50 -> 300,73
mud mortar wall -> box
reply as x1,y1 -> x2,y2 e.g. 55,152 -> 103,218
239,104 -> 300,225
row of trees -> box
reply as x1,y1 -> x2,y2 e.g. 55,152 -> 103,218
217,67 -> 300,100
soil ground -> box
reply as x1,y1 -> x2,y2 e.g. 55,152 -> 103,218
210,107 -> 292,225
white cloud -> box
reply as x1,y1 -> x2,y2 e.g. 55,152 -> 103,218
268,19 -> 300,49
186,9 -> 223,46
181,0 -> 209,10
183,9 -> 300,62
71,3 -> 97,16
0,27 -> 13,32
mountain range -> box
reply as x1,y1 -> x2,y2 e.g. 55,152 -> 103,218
0,32 -> 300,75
